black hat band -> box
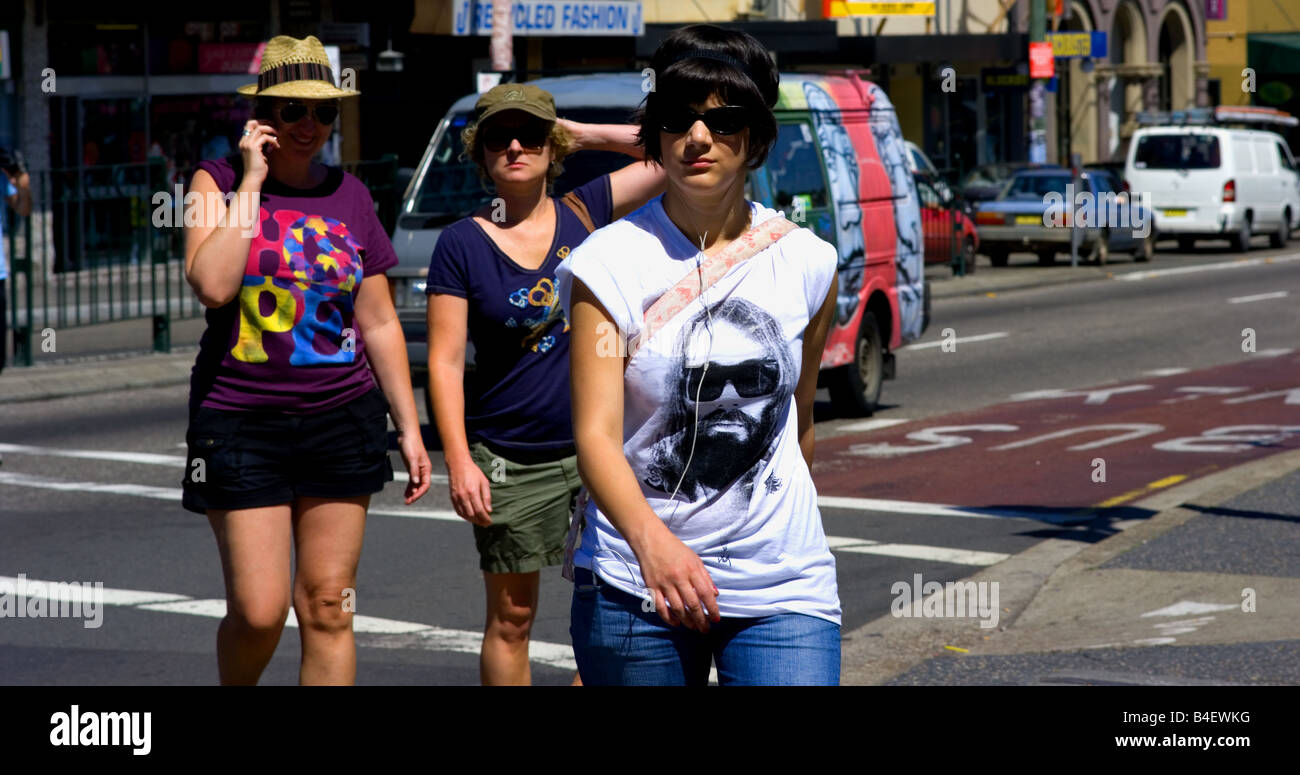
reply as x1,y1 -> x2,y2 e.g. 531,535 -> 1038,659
258,61 -> 335,92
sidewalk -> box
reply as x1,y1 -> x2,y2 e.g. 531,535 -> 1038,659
841,448 -> 1300,686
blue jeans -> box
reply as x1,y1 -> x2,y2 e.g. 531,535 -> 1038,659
570,567 -> 840,686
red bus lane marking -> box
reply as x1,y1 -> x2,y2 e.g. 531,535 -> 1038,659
812,355 -> 1300,514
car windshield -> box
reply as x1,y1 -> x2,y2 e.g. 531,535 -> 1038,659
1133,134 -> 1222,170
405,107 -> 638,217
1004,173 -> 1071,199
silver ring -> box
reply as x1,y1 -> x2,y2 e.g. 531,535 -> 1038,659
242,129 -> 252,136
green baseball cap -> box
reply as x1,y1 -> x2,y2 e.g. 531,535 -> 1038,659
474,82 -> 557,125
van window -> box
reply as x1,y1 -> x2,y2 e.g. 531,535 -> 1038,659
406,107 -> 636,217
915,176 -> 940,208
1278,141 -> 1297,173
1133,134 -> 1221,169
1254,138 -> 1277,175
767,122 -> 829,209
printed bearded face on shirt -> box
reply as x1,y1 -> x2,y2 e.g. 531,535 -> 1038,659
645,298 -> 794,500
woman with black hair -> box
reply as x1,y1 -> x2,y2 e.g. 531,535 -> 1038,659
557,24 -> 842,685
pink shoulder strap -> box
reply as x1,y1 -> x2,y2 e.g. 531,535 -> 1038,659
626,216 -> 798,359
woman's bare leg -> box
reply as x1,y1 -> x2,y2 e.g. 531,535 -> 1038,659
481,571 -> 540,685
292,495 -> 369,686
208,504 -> 294,685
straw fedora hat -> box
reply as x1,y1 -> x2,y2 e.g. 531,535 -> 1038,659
237,35 -> 360,98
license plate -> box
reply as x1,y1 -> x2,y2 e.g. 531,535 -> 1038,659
1163,209 -> 1188,217
1014,215 -> 1041,225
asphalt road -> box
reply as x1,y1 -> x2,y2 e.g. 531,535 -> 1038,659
1,243 -> 1297,685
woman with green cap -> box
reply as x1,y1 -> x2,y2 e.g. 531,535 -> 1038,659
426,82 -> 665,685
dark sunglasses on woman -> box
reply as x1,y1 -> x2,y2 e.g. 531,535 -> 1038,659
481,121 -> 551,153
659,105 -> 750,136
275,101 -> 340,125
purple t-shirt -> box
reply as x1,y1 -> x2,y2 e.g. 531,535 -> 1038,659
189,157 -> 398,413
426,175 -> 612,450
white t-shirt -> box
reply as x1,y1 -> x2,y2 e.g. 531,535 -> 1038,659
556,194 -> 841,625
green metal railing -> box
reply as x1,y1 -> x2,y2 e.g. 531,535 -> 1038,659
5,154 -> 400,367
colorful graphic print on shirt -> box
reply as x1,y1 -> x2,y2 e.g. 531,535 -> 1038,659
509,274 -> 570,354
232,208 -> 364,366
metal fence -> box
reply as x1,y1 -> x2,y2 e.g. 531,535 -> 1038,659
4,154 -> 399,367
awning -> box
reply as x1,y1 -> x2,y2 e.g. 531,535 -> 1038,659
1249,33 -> 1300,75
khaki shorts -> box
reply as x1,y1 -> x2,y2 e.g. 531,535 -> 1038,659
468,440 -> 582,574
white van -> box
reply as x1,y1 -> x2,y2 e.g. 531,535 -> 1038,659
1125,117 -> 1300,252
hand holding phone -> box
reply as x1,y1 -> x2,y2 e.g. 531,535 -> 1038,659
238,119 -> 278,187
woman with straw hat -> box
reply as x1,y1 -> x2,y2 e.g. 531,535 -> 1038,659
426,81 -> 666,685
182,35 -> 431,685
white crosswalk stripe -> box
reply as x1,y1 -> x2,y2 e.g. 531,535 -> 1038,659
0,575 -> 577,670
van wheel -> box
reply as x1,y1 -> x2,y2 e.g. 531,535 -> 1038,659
1036,249 -> 1055,266
828,310 -> 883,418
988,250 -> 1009,267
1177,236 -> 1196,252
1270,210 -> 1291,248
1230,215 -> 1252,252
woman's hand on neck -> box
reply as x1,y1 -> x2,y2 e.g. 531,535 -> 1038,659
661,173 -> 751,254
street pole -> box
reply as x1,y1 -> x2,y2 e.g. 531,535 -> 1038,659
490,0 -> 513,78
1029,0 -> 1048,165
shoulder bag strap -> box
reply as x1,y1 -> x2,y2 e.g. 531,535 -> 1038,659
626,215 -> 798,359
560,190 -> 596,234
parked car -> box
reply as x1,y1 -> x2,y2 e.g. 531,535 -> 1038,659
960,162 -> 1030,203
904,140 -> 953,201
974,167 -> 1154,266
915,171 -> 979,273
394,71 -> 928,417
1124,112 -> 1300,252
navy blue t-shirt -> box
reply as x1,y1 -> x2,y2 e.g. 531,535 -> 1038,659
426,175 -> 613,451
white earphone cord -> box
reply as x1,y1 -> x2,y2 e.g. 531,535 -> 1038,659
592,230 -> 714,606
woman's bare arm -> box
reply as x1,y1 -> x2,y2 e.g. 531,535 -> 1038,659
427,293 -> 494,525
795,275 -> 838,471
183,120 -> 277,308
569,278 -> 719,632
354,271 -> 431,504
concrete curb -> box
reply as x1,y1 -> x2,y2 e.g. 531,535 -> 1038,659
840,448 -> 1300,685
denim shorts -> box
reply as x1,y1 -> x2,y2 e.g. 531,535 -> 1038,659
569,567 -> 841,686
181,387 -> 394,515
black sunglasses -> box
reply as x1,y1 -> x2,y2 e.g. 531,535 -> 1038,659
276,102 -> 339,125
686,359 -> 779,403
481,121 -> 550,153
660,105 -> 750,136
